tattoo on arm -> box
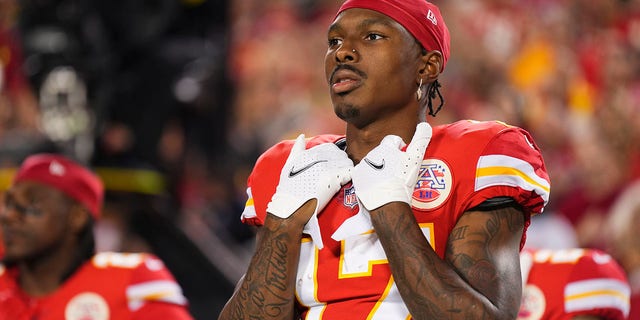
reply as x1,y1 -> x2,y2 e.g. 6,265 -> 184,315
221,223 -> 300,320
372,205 -> 524,319
445,207 -> 524,317
449,225 -> 468,241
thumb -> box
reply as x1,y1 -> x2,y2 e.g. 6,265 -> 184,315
285,134 -> 307,166
407,122 -> 432,158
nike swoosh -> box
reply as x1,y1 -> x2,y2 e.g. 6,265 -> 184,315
364,158 -> 385,170
289,160 -> 328,177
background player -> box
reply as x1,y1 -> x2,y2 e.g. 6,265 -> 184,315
518,248 -> 630,320
0,153 -> 194,319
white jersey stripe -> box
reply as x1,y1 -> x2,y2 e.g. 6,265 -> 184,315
126,280 -> 188,311
564,278 -> 630,316
476,155 -> 550,204
241,187 -> 258,220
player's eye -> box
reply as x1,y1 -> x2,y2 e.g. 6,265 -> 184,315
1,196 -> 43,218
365,33 -> 384,41
328,38 -> 342,48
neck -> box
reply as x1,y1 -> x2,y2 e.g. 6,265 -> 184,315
18,239 -> 82,297
345,119 -> 419,164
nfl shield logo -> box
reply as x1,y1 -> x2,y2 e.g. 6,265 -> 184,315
344,186 -> 357,208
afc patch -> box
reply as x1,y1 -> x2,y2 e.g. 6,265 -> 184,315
343,186 -> 357,208
65,292 -> 110,320
412,159 -> 452,211
518,284 -> 546,320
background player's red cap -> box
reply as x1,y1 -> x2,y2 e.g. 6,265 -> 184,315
13,153 -> 104,218
336,0 -> 450,71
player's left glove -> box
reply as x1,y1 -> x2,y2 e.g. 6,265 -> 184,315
352,122 -> 432,211
266,134 -> 353,248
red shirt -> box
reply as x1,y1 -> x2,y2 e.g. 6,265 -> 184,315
0,252 -> 194,320
241,120 -> 551,319
518,248 -> 630,320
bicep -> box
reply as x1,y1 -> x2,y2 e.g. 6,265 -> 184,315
445,206 -> 525,311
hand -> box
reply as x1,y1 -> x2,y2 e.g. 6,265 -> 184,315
267,134 -> 353,248
352,122 -> 432,211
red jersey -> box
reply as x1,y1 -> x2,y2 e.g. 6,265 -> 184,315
0,252 -> 193,320
631,291 -> 640,320
241,120 -> 551,319
518,248 -> 630,320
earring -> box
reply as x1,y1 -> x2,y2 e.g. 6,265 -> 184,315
416,78 -> 423,101
352,49 -> 357,53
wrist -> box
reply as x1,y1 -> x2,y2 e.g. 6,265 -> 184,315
266,199 -> 317,230
369,201 -> 412,215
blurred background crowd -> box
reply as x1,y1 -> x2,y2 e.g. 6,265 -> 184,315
1,0 -> 639,318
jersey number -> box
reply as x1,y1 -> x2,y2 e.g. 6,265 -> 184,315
297,224 -> 434,319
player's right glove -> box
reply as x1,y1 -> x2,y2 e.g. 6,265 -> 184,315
266,134 -> 353,248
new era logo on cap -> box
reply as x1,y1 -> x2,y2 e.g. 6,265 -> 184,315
49,161 -> 66,176
427,9 -> 437,25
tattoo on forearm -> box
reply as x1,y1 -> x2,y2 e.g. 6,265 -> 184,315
373,209 -> 451,317
267,240 -> 289,291
226,225 -> 298,319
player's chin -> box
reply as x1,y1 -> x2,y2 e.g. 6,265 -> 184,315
0,240 -> 29,263
333,102 -> 360,122
0,251 -> 21,265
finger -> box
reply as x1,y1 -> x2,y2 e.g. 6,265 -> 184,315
337,166 -> 352,186
292,134 -> 307,154
322,166 -> 352,195
379,135 -> 405,150
407,122 -> 432,158
285,134 -> 306,166
283,134 -> 306,168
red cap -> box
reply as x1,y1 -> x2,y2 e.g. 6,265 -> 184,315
13,154 -> 104,219
336,0 -> 450,71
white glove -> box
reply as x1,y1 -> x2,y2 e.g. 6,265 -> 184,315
352,122 -> 432,211
267,134 -> 353,248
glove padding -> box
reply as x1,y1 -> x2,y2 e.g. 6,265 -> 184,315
352,122 -> 432,211
267,134 -> 353,248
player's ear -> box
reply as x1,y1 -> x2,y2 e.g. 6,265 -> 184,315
418,50 -> 443,82
68,203 -> 91,233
